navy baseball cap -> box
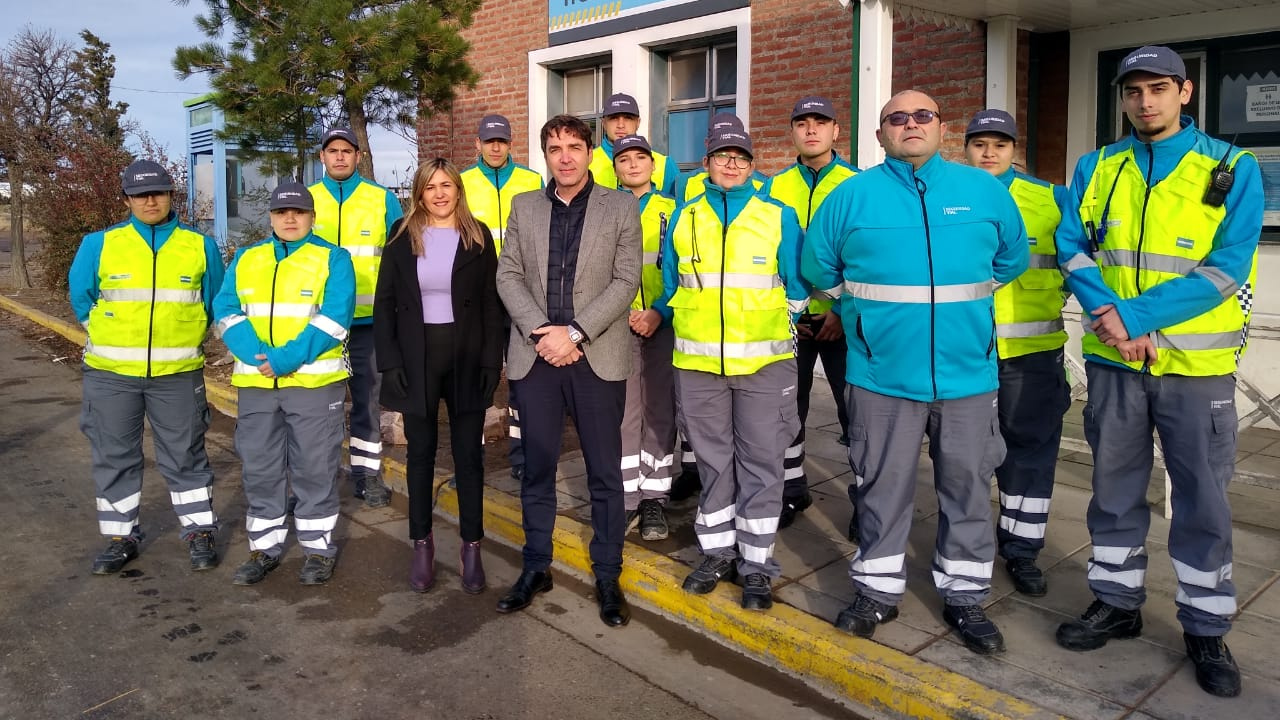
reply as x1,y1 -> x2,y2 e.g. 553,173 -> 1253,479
965,109 -> 1018,142
707,112 -> 744,136
791,96 -> 837,121
269,182 -> 315,212
477,114 -> 512,142
613,134 -> 653,157
121,159 -> 174,195
1113,45 -> 1187,84
321,127 -> 360,150
603,93 -> 640,117
706,128 -> 753,157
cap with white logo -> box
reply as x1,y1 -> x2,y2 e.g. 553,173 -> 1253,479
321,127 -> 360,150
603,93 -> 640,118
269,181 -> 315,212
1112,45 -> 1187,85
477,114 -> 512,142
121,159 -> 175,196
790,96 -> 837,122
964,109 -> 1018,142
706,129 -> 753,157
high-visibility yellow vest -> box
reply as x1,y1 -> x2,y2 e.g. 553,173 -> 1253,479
632,193 -> 677,311
994,176 -> 1067,359
683,172 -> 763,203
767,161 -> 858,314
84,224 -> 209,377
461,162 -> 543,257
666,195 -> 794,375
1078,143 -> 1256,375
230,242 -> 349,389
309,180 -> 388,320
591,145 -> 671,192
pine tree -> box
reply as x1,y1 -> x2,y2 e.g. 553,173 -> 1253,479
68,30 -> 129,147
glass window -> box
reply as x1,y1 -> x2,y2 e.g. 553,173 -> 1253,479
1219,44 -> 1280,135
715,46 -> 737,98
557,62 -> 612,146
663,42 -> 737,170
189,106 -> 214,127
670,51 -> 708,101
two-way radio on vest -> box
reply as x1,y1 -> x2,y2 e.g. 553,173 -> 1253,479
1203,133 -> 1240,208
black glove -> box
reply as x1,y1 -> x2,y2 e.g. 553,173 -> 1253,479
479,367 -> 499,404
384,367 -> 409,397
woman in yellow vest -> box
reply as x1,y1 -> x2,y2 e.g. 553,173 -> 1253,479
653,128 -> 809,611
214,182 -> 356,587
963,109 -> 1071,599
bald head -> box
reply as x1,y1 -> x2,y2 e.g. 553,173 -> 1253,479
876,90 -> 946,169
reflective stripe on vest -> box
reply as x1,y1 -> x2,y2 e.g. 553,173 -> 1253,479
632,194 -> 677,311
994,176 -> 1067,358
768,161 -> 858,314
461,164 -> 542,257
667,195 -> 794,376
592,146 -> 671,193
84,224 -> 208,377
309,181 -> 389,319
842,280 -> 993,304
1078,141 -> 1256,375
230,242 -> 350,389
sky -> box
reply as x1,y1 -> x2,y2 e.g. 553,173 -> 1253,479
3,1 -> 419,186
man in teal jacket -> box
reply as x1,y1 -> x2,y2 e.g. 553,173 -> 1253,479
803,90 -> 1028,655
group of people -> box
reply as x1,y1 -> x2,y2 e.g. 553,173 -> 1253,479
70,44 -> 1261,699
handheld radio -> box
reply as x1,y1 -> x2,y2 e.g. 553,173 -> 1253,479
1203,134 -> 1239,208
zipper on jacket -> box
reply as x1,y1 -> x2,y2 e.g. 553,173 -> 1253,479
1135,143 -> 1155,294
146,225 -> 158,378
914,175 -> 938,401
856,315 -> 872,358
804,165 -> 819,225
490,165 -> 502,245
269,241 -> 288,390
719,192 -> 729,376
336,184 -> 344,247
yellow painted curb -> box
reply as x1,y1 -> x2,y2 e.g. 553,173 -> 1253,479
2,294 -> 1062,720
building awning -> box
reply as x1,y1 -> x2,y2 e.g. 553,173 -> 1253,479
891,1 -> 1273,32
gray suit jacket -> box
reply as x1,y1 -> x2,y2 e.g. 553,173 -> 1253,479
496,182 -> 642,382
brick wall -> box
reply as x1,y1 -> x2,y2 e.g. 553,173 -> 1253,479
891,15 -> 986,163
416,1 -> 547,168
747,0 -> 854,175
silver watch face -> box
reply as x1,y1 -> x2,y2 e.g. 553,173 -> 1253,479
569,328 -> 584,343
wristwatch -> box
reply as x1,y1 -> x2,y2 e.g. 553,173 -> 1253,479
567,325 -> 585,345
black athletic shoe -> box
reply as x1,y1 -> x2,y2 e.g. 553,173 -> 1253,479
185,530 -> 219,571
741,573 -> 773,610
299,554 -> 337,585
1056,600 -> 1143,651
778,493 -> 813,530
669,469 -> 701,502
91,534 -> 141,575
837,433 -> 850,447
625,508 -> 640,534
232,551 -> 280,586
943,603 -> 1006,655
1005,557 -> 1047,596
1184,633 -> 1242,698
682,555 -> 738,595
834,593 -> 899,638
638,499 -> 668,541
361,477 -> 391,508
510,465 -> 525,483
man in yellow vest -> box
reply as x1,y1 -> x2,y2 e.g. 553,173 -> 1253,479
654,127 -> 808,611
762,96 -> 860,533
308,127 -> 403,508
215,182 -> 356,586
70,159 -> 225,575
1054,46 -> 1263,698
963,109 -> 1071,598
613,134 -> 678,541
460,114 -> 544,482
588,93 -> 678,196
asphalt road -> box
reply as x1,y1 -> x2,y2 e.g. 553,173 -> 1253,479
0,314 -> 863,720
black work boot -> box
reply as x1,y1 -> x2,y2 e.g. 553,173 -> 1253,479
361,476 -> 391,509
1184,633 -> 1242,698
1005,557 -> 1047,597
741,573 -> 774,611
185,530 -> 219,571
682,555 -> 737,594
299,554 -> 337,585
943,603 -> 1006,655
232,551 -> 280,586
834,593 -> 899,638
92,534 -> 141,575
1056,599 -> 1143,651
638,499 -> 668,541
778,493 -> 813,530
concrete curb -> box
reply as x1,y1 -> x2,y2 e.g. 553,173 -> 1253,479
2,293 -> 1063,720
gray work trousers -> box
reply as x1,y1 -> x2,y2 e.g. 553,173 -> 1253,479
846,386 -> 1004,606
995,348 -> 1071,560
346,324 -> 382,485
235,383 -> 345,558
1082,362 -> 1238,636
621,326 -> 678,509
677,359 -> 799,578
80,368 -> 215,538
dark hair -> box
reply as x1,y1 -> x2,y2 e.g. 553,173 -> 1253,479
540,114 -> 594,153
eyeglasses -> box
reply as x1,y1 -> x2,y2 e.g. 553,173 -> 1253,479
880,110 -> 940,127
709,152 -> 752,169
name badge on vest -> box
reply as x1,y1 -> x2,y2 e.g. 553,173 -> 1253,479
360,230 -> 372,237
179,275 -> 193,283
300,290 -> 314,298
1028,237 -> 1038,246
1176,238 -> 1195,249
752,256 -> 767,265
108,274 -> 131,280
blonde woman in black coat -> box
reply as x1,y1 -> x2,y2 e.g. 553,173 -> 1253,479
374,158 -> 503,593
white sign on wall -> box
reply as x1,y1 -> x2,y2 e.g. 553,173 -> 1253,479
1247,84 -> 1280,123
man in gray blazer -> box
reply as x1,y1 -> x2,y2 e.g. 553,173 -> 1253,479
495,114 -> 642,627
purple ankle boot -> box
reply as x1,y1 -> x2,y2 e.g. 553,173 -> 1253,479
410,534 -> 435,593
460,540 -> 486,594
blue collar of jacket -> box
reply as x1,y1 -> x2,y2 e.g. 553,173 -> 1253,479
599,136 -> 616,159
128,211 -> 180,249
474,156 -> 515,186
789,151 -> 855,188
994,167 -> 1017,189
882,151 -> 947,189
698,178 -> 758,227
320,172 -> 367,199
1112,115 -> 1199,183
269,232 -> 320,260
